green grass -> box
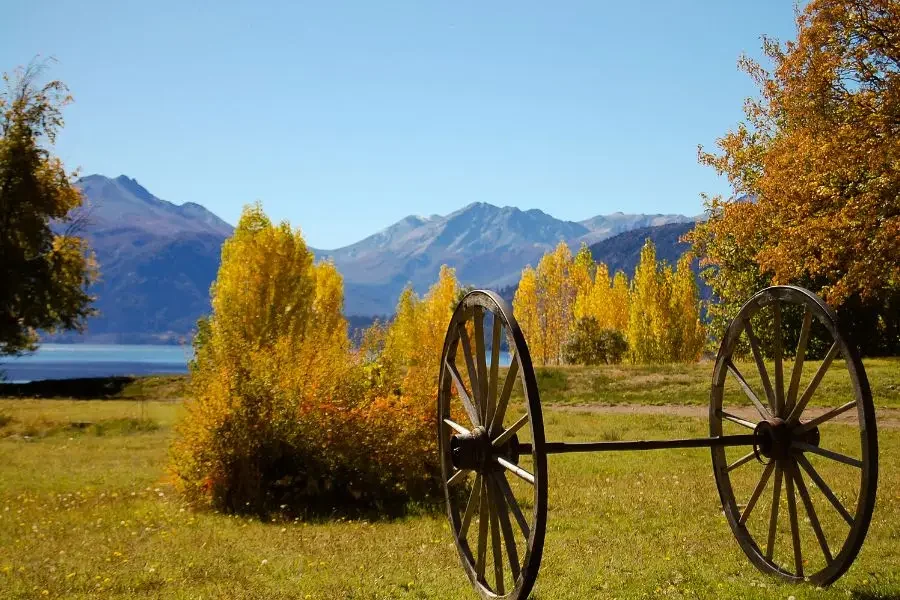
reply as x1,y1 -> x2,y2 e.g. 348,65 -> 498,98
1,393 -> 899,599
520,357 -> 900,409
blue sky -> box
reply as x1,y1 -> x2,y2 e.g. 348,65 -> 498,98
2,1 -> 796,249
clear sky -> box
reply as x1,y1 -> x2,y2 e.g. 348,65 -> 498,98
2,1 -> 797,249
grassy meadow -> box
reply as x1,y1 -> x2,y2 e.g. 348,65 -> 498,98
1,360 -> 899,599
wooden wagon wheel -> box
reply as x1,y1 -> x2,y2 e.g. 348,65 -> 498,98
438,290 -> 548,600
711,285 -> 878,585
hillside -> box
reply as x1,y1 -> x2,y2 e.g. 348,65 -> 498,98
55,175 -> 233,343
51,175 -> 697,339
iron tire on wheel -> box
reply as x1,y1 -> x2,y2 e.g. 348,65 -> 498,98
438,290 -> 548,600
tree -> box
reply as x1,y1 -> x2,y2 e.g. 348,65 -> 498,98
564,317 -> 627,365
535,242 -> 574,365
512,265 -> 545,364
671,253 -> 706,361
0,62 -> 96,355
571,243 -> 594,322
686,0 -> 900,354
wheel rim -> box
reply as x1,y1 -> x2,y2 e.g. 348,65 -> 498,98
438,290 -> 548,600
711,285 -> 878,585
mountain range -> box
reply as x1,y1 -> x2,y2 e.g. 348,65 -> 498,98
56,175 -> 699,342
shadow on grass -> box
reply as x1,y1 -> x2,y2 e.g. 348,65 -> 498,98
851,592 -> 900,600
0,376 -> 136,399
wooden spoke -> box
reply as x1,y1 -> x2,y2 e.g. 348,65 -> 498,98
489,481 -> 505,595
797,400 -> 856,433
458,323 -> 481,407
794,442 -> 863,469
785,464 -> 804,576
474,307 -> 489,423
787,343 -> 841,424
489,353 -> 519,436
718,410 -> 757,430
496,456 -> 535,485
492,477 -> 521,581
459,474 -> 482,539
487,318 -> 502,426
726,451 -> 757,473
476,477 -> 489,582
740,461 -> 775,524
443,418 -> 470,436
765,464 -> 783,560
726,360 -> 771,420
446,360 -> 480,426
493,414 -> 529,447
773,301 -> 785,416
745,320 -> 777,413
448,468 -> 470,486
792,462 -> 833,564
495,473 -> 530,539
786,308 -> 813,413
795,453 -> 854,526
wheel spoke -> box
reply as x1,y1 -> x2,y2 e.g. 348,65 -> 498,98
785,463 -> 804,576
488,481 -> 505,595
492,476 -> 521,581
496,456 -> 535,485
448,468 -> 470,486
773,301 -> 785,416
794,442 -> 863,468
787,343 -> 841,424
446,360 -> 480,426
718,410 -> 757,430
745,320 -> 777,413
791,462 -> 833,564
726,451 -> 757,473
725,360 -> 771,420
487,318 -> 502,426
740,461 -> 775,524
786,308 -> 812,413
495,473 -> 530,539
476,477 -> 489,581
795,453 -> 854,526
493,413 -> 529,447
797,400 -> 856,433
443,418 -> 470,436
489,353 -> 519,436
459,474 -> 482,539
458,323 -> 481,408
474,307 -> 489,423
766,464 -> 783,560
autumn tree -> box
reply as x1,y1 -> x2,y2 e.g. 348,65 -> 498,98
686,0 -> 900,354
0,62 -> 96,355
571,243 -> 595,322
536,242 -> 575,365
512,265 -> 546,364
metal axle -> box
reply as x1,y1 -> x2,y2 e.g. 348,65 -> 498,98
517,434 -> 758,455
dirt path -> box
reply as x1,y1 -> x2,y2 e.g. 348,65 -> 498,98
549,403 -> 900,429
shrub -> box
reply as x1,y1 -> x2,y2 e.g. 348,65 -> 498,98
564,317 -> 628,365
170,205 -> 440,517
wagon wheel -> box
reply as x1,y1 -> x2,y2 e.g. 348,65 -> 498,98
438,290 -> 548,600
711,285 -> 878,585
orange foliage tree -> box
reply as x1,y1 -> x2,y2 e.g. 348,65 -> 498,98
687,0 -> 900,353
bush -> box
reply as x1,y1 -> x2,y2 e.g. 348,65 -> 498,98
170,205 -> 440,517
564,318 -> 628,365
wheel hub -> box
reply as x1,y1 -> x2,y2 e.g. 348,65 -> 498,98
753,418 -> 820,462
450,427 -> 519,473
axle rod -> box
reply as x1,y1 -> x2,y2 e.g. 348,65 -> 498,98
517,434 -> 757,455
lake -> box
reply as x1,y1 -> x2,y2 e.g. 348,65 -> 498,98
1,344 -> 193,383
0,344 -> 512,383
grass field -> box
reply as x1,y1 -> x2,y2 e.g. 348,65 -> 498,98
1,360 -> 899,599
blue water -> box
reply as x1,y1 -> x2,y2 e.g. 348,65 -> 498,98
1,344 -> 193,382
1,345 -> 513,383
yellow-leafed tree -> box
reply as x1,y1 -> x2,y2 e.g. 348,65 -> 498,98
513,265 -> 545,365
